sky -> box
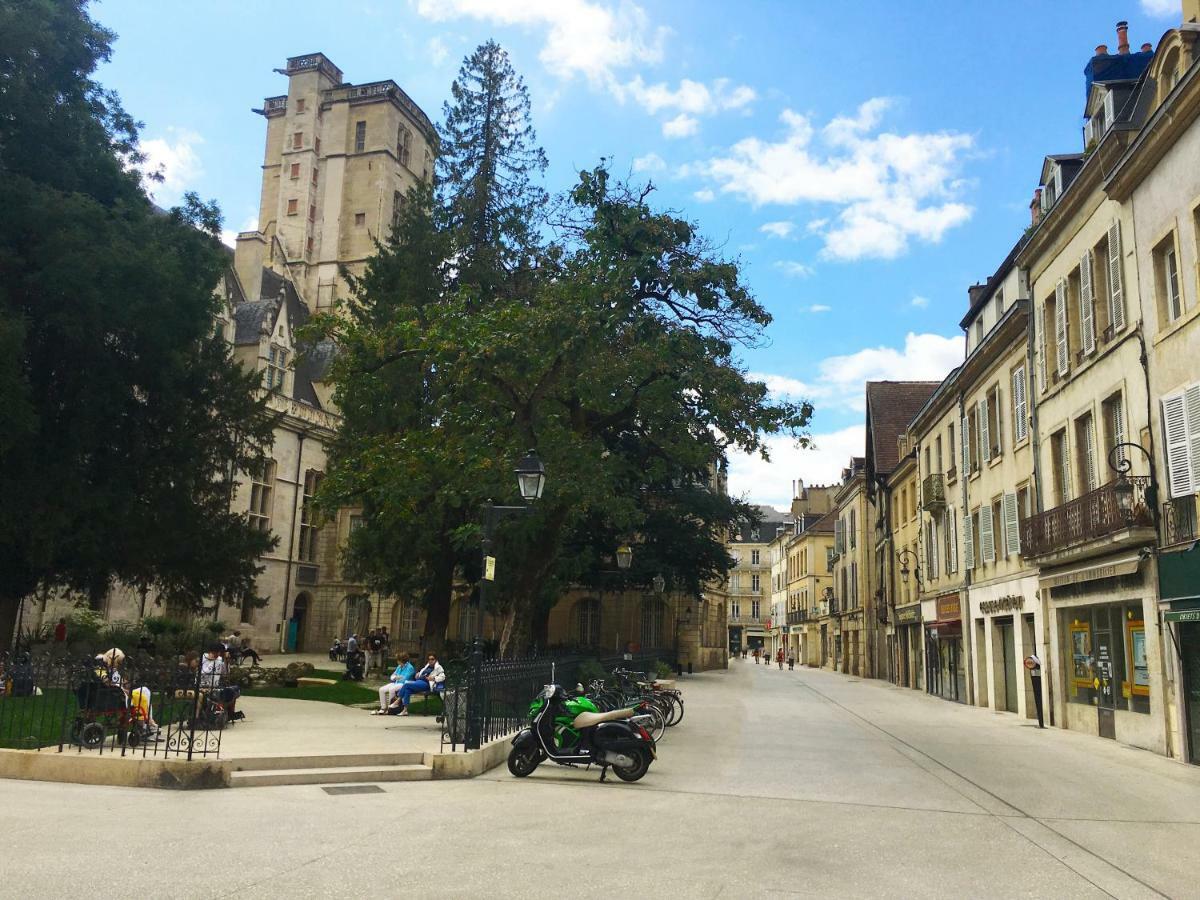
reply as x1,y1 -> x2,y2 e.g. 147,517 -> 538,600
90,0 -> 1185,510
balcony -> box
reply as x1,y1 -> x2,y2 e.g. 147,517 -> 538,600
1163,495 -> 1197,547
786,609 -> 808,625
921,474 -> 946,510
1020,477 -> 1154,560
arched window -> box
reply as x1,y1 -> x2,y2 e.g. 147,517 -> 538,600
640,600 -> 665,649
457,600 -> 480,641
576,597 -> 601,647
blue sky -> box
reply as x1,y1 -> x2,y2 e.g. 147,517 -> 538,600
91,0 -> 1184,509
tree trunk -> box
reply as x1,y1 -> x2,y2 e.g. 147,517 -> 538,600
421,546 -> 456,652
0,594 -> 19,652
497,504 -> 570,657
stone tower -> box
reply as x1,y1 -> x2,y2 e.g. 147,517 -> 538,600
234,53 -> 436,310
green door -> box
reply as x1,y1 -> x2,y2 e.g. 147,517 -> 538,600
1181,622 -> 1200,765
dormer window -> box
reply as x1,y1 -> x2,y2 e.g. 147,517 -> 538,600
974,318 -> 984,345
266,345 -> 289,392
1041,167 -> 1063,211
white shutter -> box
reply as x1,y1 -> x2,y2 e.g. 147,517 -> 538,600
930,520 -> 939,578
980,506 -> 996,563
1186,384 -> 1200,493
1084,416 -> 1098,493
1163,392 -> 1193,497
1012,366 -> 1028,442
1036,300 -> 1047,392
961,416 -> 970,473
1103,88 -> 1116,124
979,399 -> 991,463
1003,491 -> 1021,556
1055,278 -> 1070,375
1080,250 -> 1096,355
1059,433 -> 1073,503
1111,397 -> 1127,466
963,510 -> 975,569
948,508 -> 958,573
1108,221 -> 1126,332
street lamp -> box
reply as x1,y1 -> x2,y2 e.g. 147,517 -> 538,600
1108,441 -> 1156,522
515,448 -> 546,502
896,548 -> 922,588
616,545 -> 633,571
652,573 -> 666,594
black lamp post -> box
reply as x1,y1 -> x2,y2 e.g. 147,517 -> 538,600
896,548 -> 923,590
469,449 -> 545,749
1108,441 -> 1158,528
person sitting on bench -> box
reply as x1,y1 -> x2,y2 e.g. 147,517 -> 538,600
395,653 -> 445,716
373,654 -> 415,715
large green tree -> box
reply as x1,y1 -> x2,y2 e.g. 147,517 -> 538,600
0,0 -> 276,648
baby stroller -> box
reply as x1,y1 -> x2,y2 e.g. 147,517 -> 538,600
329,639 -> 344,662
344,649 -> 365,682
71,676 -> 152,749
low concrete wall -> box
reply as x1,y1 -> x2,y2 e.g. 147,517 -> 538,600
0,748 -> 231,789
428,737 -> 509,779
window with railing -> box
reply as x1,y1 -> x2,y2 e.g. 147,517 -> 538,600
1020,477 -> 1153,557
1163,494 -> 1197,546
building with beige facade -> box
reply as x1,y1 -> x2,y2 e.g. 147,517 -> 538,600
787,510 -> 836,667
829,459 -> 870,675
726,506 -> 787,656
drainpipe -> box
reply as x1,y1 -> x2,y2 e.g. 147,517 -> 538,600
1023,284 -> 1054,726
279,430 -> 307,653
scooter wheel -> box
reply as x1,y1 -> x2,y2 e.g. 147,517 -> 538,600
507,744 -> 541,778
612,747 -> 652,782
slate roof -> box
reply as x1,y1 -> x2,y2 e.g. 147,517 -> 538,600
802,508 -> 837,535
864,381 -> 939,478
1085,49 -> 1154,103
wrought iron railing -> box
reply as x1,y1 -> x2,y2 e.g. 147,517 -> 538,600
1020,477 -> 1153,558
786,610 -> 807,625
1162,494 -> 1198,546
0,647 -> 226,759
439,649 -> 668,752
922,474 -> 946,510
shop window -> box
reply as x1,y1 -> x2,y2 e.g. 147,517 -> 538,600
1060,603 -> 1149,713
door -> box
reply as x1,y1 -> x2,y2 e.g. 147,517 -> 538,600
999,620 -> 1018,713
1094,630 -> 1117,739
291,593 -> 309,652
1180,622 -> 1200,765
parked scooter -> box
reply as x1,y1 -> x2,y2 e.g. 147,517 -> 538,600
507,684 -> 656,782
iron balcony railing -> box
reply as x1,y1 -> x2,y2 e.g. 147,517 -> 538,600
921,474 -> 946,510
786,610 -> 807,625
1020,477 -> 1153,558
1162,494 -> 1197,546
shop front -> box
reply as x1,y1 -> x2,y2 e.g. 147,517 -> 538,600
925,593 -> 966,703
1044,553 -> 1166,755
895,602 -> 923,690
1158,543 -> 1200,766
967,576 -> 1042,719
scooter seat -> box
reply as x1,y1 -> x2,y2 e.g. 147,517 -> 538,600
572,708 -> 634,729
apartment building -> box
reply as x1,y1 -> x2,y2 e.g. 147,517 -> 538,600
830,459 -> 869,675
726,506 -> 788,654
786,511 -> 836,667
881,437 -> 922,688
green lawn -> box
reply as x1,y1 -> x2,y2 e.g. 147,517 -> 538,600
240,670 -> 446,714
0,689 -> 75,749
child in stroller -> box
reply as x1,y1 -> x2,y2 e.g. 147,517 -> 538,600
73,648 -> 160,748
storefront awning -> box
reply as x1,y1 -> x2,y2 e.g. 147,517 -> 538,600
1038,553 -> 1142,590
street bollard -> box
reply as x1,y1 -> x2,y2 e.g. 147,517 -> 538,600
1030,673 -> 1045,728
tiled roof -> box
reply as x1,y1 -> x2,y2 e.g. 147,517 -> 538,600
865,381 -> 939,476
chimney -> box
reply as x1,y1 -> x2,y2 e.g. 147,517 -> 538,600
1096,44 -> 1109,56
1141,42 -> 1153,52
1030,188 -> 1043,227
1116,21 -> 1130,55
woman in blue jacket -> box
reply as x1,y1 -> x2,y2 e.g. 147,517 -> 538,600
373,654 -> 415,714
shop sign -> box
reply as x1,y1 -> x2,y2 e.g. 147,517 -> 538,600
1165,609 -> 1200,623
896,604 -> 921,625
936,594 -> 961,622
979,595 -> 1024,615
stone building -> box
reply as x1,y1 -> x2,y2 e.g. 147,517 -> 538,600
726,505 -> 789,655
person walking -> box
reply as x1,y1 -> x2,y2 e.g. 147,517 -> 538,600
776,648 -> 784,670
787,651 -> 795,671
752,648 -> 760,665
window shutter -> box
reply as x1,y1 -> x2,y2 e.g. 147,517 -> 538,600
1059,433 -> 1073,503
1186,384 -> 1200,492
1012,366 -> 1028,442
925,522 -> 934,572
1084,416 -> 1098,493
1163,393 -> 1193,497
1080,250 -> 1096,354
1111,397 -> 1127,466
948,508 -> 958,573
961,416 -> 970,472
980,506 -> 996,563
1103,88 -> 1116,124
1036,301 -> 1047,392
1108,221 -> 1126,332
930,520 -> 939,578
963,510 -> 975,570
1003,492 -> 1021,556
979,399 -> 991,463
1055,278 -> 1070,375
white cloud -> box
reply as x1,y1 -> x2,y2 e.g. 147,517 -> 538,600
693,188 -> 715,202
759,221 -> 795,239
428,36 -> 449,65
910,295 -> 930,308
632,152 -> 666,173
691,99 -> 975,260
727,426 -> 866,507
807,304 -> 831,313
774,260 -> 814,278
135,128 -> 203,206
413,0 -> 666,84
621,75 -> 755,116
663,114 -> 700,138
1141,0 -> 1177,15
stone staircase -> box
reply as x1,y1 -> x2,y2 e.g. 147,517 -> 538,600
229,751 -> 433,788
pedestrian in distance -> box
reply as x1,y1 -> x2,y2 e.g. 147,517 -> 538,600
753,648 -> 760,664
787,652 -> 795,671
777,648 -> 784,670
53,617 -> 67,643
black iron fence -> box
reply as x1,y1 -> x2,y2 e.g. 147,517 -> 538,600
0,648 -> 228,759
439,649 -> 668,752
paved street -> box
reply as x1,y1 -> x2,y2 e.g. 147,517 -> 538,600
4,661 -> 1200,899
